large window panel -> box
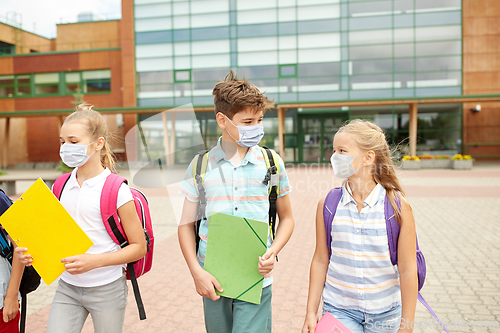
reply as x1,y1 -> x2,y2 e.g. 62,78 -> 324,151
279,7 -> 296,22
239,51 -> 278,66
136,31 -> 172,44
0,75 -> 14,97
191,0 -> 229,14
191,27 -> 229,40
394,43 -> 414,58
191,13 -> 229,28
192,68 -> 230,81
173,2 -> 189,15
349,15 -> 392,31
82,70 -> 111,93
350,44 -> 392,60
279,0 -> 295,7
350,29 -> 392,45
351,74 -> 395,90
416,40 -> 461,57
173,16 -> 189,29
135,3 -> 171,18
279,50 -> 297,64
410,71 -> 462,87
298,62 -> 340,76
298,48 -> 340,63
298,5 -> 340,21
279,35 -> 297,50
16,75 -> 31,96
65,73 -> 81,93
297,0 -> 340,5
192,40 -> 230,55
135,17 -> 172,32
136,43 -> 173,58
350,1 -> 392,17
237,23 -> 277,38
192,54 -> 230,69
174,56 -> 191,70
298,19 -> 340,34
416,56 -> 461,71
415,0 -> 461,11
136,57 -> 173,71
35,73 -> 59,95
351,59 -> 393,74
138,71 -> 174,85
295,76 -> 340,92
237,0 -> 277,10
416,25 -> 461,42
238,37 -> 277,52
174,42 -> 190,56
394,73 -> 415,88
394,59 -> 414,72
394,0 -> 414,12
138,84 -> 174,93
393,28 -> 414,43
298,33 -> 340,49
415,11 -> 461,27
237,66 -> 278,79
238,9 -> 277,25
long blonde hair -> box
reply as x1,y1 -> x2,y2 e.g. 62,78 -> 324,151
64,103 -> 116,173
337,119 -> 406,224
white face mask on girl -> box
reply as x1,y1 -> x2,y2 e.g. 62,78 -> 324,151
60,142 -> 95,168
223,114 -> 264,148
330,152 -> 365,178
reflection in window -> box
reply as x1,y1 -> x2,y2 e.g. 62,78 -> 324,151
416,56 -> 461,71
175,70 -> 191,82
82,70 -> 111,93
0,75 -> 14,97
35,73 -> 59,95
65,73 -> 81,93
138,71 -> 174,85
351,59 -> 393,74
16,75 -> 31,96
298,62 -> 341,76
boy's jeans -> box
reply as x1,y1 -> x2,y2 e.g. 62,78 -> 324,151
323,302 -> 402,333
203,285 -> 272,333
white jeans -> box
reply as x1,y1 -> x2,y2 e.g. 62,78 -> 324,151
47,275 -> 128,333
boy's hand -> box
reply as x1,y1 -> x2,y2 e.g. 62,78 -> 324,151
258,248 -> 276,276
192,267 -> 223,301
2,295 -> 18,322
14,247 -> 32,266
302,312 -> 319,333
61,254 -> 98,275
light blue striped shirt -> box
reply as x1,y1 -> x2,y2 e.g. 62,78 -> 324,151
180,138 -> 291,288
323,183 -> 401,314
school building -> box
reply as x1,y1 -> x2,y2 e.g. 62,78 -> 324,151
0,0 -> 499,167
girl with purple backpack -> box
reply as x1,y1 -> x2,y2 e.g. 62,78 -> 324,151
15,104 -> 147,333
302,119 -> 418,333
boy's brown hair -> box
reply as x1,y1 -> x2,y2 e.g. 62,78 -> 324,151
212,70 -> 274,119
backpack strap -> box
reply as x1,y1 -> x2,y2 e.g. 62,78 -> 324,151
192,150 -> 209,253
384,193 -> 401,266
323,187 -> 343,258
100,173 -> 129,248
52,173 -> 72,200
260,146 -> 279,240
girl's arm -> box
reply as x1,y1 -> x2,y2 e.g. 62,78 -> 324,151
258,194 -> 295,275
178,198 -> 223,301
62,200 -> 147,273
302,198 -> 330,333
397,198 -> 418,333
3,238 -> 23,323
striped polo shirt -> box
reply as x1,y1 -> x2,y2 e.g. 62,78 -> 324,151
323,183 -> 401,314
179,137 -> 291,288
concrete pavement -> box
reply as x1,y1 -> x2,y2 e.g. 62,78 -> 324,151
6,162 -> 500,332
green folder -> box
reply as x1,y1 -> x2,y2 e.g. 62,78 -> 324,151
204,212 -> 268,304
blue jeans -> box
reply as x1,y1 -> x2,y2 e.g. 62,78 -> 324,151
323,302 -> 401,333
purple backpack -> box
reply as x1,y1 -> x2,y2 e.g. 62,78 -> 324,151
323,187 -> 450,333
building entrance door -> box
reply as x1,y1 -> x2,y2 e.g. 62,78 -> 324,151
298,113 -> 348,163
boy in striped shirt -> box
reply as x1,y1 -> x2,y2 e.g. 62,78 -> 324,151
178,71 -> 295,333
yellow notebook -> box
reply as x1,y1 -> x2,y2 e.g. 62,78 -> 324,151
0,178 -> 93,285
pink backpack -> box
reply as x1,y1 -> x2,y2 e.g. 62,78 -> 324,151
53,172 -> 154,320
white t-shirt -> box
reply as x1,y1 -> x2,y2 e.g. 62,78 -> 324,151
58,168 -> 133,287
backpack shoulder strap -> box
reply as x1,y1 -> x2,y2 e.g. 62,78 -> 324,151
192,150 -> 209,254
101,173 -> 129,248
53,173 -> 72,200
260,146 -> 279,240
384,192 -> 401,266
323,187 -> 343,258
192,150 -> 209,189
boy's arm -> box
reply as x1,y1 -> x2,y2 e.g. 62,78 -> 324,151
258,193 -> 294,275
178,198 -> 223,301
4,239 -> 23,322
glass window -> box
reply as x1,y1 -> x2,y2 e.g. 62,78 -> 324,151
175,70 -> 191,82
297,0 -> 339,5
350,74 -> 395,90
278,7 -> 296,22
279,35 -> 296,50
298,5 -> 340,21
138,83 -> 174,93
298,33 -> 340,49
0,75 -> 14,97
350,44 -> 392,60
296,76 -> 340,92
191,13 -> 229,28
416,41 -> 461,57
298,48 -> 340,63
191,26 -> 230,40
279,0 -> 295,7
298,62 -> 340,76
237,23 -> 277,38
350,29 -> 392,45
394,59 -> 414,72
35,73 -> 59,95
135,17 -> 172,32
351,59 -> 392,74
394,43 -> 414,58
280,64 -> 297,77
238,36 -> 277,52
237,66 -> 278,79
135,3 -> 171,18
297,19 -> 340,34
192,68 -> 230,81
173,16 -> 189,29
279,50 -> 297,64
238,9 -> 276,25
138,71 -> 174,85
416,25 -> 461,42
173,2 -> 189,15
350,1 -> 392,17
174,42 -> 190,56
173,29 -> 190,42
394,0 -> 414,12
65,72 -> 81,93
237,0 -> 277,10
416,56 -> 461,71
279,22 -> 297,35
239,51 -> 278,66
349,15 -> 392,31
135,0 -> 168,4
411,71 -> 461,87
416,11 -> 461,27
136,43 -> 173,58
191,40 -> 230,55
191,54 -> 230,69
16,75 -> 31,96
135,31 -> 172,44
415,0 -> 461,11
174,56 -> 190,70
137,57 -> 173,71
191,0 -> 229,14
82,70 -> 111,93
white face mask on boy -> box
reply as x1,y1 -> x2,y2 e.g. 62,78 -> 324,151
330,152 -> 365,178
223,114 -> 264,148
60,142 -> 95,168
